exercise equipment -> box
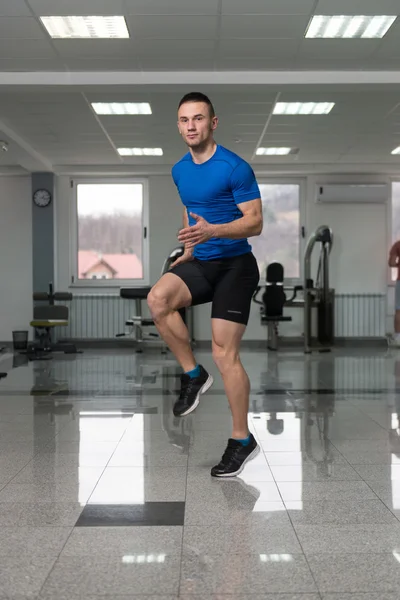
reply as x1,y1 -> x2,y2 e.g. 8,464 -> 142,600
252,262 -> 301,351
117,246 -> 194,352
254,225 -> 334,353
26,283 -> 79,360
303,225 -> 334,353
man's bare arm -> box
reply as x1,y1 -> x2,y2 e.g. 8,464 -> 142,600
211,198 -> 263,239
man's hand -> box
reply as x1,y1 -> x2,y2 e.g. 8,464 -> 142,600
170,249 -> 194,269
177,212 -> 214,248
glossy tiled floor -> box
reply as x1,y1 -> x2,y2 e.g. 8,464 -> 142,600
1,345 -> 400,599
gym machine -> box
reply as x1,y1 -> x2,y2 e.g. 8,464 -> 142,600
254,225 -> 334,353
117,246 -> 194,352
303,225 -> 334,353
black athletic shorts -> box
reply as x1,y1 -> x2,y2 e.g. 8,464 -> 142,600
170,251 -> 259,325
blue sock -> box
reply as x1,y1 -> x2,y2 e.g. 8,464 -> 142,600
235,434 -> 251,446
185,364 -> 200,379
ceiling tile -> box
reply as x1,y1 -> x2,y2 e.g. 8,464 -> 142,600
53,40 -> 139,58
64,58 -> 141,70
222,0 -> 315,15
0,0 -> 32,16
0,17 -> 47,38
294,58 -> 373,69
138,39 -> 215,58
220,15 -> 310,38
0,58 -> 64,71
139,57 -> 215,70
219,38 -> 299,58
298,39 -> 380,59
128,15 -> 218,39
0,39 -> 57,59
216,57 -> 296,69
315,0 -> 400,14
27,0 -> 127,16
125,0 -> 219,15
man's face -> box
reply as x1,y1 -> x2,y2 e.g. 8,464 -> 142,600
177,101 -> 218,148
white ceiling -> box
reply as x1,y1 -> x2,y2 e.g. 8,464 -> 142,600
1,0 -> 400,172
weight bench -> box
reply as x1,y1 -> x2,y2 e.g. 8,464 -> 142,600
253,262 -> 296,351
117,287 -> 165,352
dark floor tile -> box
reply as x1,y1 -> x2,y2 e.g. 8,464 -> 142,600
76,502 -> 185,527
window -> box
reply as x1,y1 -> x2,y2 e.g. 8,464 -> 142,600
392,182 -> 400,281
251,182 -> 302,280
72,179 -> 148,286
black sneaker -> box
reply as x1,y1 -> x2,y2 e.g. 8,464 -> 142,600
211,433 -> 259,478
173,365 -> 213,417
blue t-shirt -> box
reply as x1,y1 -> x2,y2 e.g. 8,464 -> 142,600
171,144 -> 260,260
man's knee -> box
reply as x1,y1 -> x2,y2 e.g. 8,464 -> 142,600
212,342 -> 238,373
147,286 -> 171,321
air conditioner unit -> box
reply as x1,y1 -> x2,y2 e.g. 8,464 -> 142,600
316,183 -> 387,204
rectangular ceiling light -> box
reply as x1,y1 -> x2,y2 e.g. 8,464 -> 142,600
305,15 -> 396,38
40,16 -> 130,38
392,147 -> 400,155
256,147 -> 293,155
118,148 -> 163,156
274,102 -> 334,115
92,103 -> 152,115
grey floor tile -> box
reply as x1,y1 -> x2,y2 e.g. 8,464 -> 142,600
40,555 -> 181,596
40,596 -> 177,600
185,499 -> 286,526
285,498 -> 398,525
11,464 -> 105,485
308,552 -> 400,593
179,596 -> 321,600
270,464 -> 361,482
180,552 -> 318,595
277,481 -> 377,503
33,451 -> 114,468
293,523 -> 400,554
183,521 -> 302,554
265,450 -> 347,466
62,526 -> 182,556
362,480 -> 400,506
108,446 -> 188,467
41,441 -> 119,455
352,464 -> 400,480
0,556 -> 57,596
0,526 -> 72,558
321,594 -> 400,600
186,470 -> 281,503
88,466 -> 187,503
0,480 -> 96,503
0,502 -> 83,526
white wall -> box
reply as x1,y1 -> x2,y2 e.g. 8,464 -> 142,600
0,176 -> 33,341
55,171 -> 391,342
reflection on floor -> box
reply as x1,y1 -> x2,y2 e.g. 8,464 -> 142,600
0,346 -> 400,598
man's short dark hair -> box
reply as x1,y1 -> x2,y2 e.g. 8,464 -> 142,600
178,92 -> 215,118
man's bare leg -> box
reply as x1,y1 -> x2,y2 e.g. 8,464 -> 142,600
148,273 -> 213,417
210,318 -> 259,477
147,273 -> 196,372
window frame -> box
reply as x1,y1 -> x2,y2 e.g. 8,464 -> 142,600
69,177 -> 150,289
255,177 -> 306,285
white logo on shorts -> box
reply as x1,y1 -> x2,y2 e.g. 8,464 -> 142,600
227,310 -> 242,314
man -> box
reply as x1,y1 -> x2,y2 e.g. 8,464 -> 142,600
389,240 -> 400,344
147,92 -> 263,477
